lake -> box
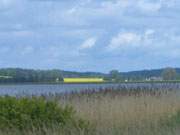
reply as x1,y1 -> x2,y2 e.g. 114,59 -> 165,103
0,83 -> 180,96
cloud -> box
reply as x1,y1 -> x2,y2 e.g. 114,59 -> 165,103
0,30 -> 35,38
99,0 -> 129,15
145,29 -> 155,36
137,1 -> 162,12
51,0 -> 175,30
13,30 -> 35,37
106,28 -> 180,61
108,32 -> 142,50
0,0 -> 13,9
0,0 -> 180,72
79,37 -> 97,50
100,0 -> 162,14
0,46 -> 10,54
0,0 -> 23,11
21,46 -> 34,55
107,29 -> 158,51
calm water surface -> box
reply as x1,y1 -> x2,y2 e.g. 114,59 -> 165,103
0,83 -> 180,96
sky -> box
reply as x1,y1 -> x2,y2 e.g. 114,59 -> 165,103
0,0 -> 180,72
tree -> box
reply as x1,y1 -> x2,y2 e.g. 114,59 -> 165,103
109,70 -> 122,82
162,67 -> 177,80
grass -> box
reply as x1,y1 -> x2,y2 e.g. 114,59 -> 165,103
1,87 -> 180,135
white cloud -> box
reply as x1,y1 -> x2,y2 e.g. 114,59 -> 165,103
79,37 -> 97,49
107,28 -> 180,60
161,0 -> 176,8
45,0 -> 176,28
0,30 -> 35,38
21,46 -> 34,55
137,1 -> 162,12
100,0 -> 129,15
0,0 -> 13,6
108,32 -> 142,50
0,0 -> 17,10
143,29 -> 155,44
145,29 -> 155,36
13,30 -> 34,37
0,46 -> 10,54
107,29 -> 157,50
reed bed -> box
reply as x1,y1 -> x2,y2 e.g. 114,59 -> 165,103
57,88 -> 180,135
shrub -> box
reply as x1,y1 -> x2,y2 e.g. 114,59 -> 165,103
0,96 -> 77,130
168,110 -> 180,127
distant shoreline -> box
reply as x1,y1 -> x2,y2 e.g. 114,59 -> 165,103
0,80 -> 180,85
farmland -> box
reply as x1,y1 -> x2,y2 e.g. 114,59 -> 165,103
63,78 -> 104,83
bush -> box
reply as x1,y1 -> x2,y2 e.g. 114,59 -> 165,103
169,110 -> 180,127
0,96 -> 77,130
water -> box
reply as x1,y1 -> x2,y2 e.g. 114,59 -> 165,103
0,83 -> 180,96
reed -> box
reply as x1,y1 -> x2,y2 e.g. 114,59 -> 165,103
58,88 -> 180,135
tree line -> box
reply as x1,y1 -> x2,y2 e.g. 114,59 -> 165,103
0,67 -> 179,83
108,67 -> 180,82
0,68 -> 64,83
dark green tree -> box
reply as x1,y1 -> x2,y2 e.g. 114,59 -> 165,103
162,67 -> 177,80
109,70 -> 122,82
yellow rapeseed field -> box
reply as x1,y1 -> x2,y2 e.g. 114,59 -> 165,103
63,78 -> 104,83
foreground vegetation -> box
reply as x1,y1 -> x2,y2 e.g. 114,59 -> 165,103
0,97 -> 89,135
1,88 -> 180,135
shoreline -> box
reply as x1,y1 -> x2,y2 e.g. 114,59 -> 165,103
0,80 -> 180,85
